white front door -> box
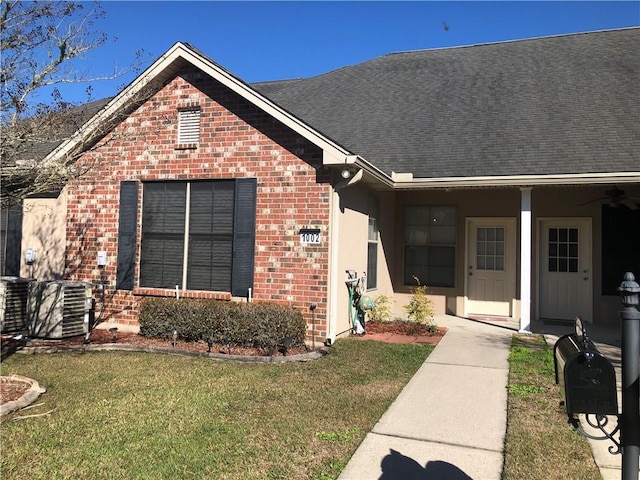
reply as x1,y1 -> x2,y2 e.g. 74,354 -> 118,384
465,218 -> 516,317
538,218 -> 592,323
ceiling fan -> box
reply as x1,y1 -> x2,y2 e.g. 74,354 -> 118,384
580,187 -> 640,210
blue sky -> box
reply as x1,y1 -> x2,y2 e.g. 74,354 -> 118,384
58,1 -> 639,103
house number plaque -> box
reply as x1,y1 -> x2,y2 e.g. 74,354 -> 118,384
299,228 -> 321,244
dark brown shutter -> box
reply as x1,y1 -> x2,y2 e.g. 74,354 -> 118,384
1,204 -> 23,276
116,181 -> 139,290
231,178 -> 257,297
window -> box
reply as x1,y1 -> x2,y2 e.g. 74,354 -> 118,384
367,197 -> 379,290
477,227 -> 505,271
404,206 -> 456,287
134,179 -> 256,295
177,108 -> 201,145
548,227 -> 579,273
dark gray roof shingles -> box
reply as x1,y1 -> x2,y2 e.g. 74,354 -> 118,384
259,29 -> 639,178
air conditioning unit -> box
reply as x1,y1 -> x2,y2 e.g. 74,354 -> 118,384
27,281 -> 93,339
0,277 -> 33,334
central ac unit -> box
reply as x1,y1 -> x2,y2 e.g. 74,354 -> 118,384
27,281 -> 93,339
0,276 -> 33,334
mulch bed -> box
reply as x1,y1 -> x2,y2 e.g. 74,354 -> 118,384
364,320 -> 447,338
0,377 -> 32,406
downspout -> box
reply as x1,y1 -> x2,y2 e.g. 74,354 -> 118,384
326,169 -> 363,345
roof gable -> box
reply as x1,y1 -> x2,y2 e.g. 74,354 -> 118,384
43,42 -> 358,170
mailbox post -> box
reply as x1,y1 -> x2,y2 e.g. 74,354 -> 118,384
618,272 -> 640,480
553,272 -> 640,480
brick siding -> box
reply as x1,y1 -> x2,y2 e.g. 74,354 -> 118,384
64,66 -> 332,340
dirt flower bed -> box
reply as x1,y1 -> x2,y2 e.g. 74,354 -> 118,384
364,320 -> 447,338
0,377 -> 31,405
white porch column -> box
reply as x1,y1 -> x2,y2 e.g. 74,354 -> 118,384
520,187 -> 533,333
327,186 -> 340,344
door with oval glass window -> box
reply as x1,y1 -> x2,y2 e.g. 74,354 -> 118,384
538,218 -> 592,323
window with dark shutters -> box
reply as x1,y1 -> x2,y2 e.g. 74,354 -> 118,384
137,179 -> 256,295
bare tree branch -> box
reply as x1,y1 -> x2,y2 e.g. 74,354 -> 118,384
0,0 -> 147,208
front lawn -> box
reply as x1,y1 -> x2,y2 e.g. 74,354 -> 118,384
502,334 -> 602,480
0,339 -> 431,480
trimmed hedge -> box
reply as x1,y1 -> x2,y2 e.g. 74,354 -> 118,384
138,298 -> 307,349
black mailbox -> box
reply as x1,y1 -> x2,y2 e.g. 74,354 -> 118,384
553,318 -> 618,416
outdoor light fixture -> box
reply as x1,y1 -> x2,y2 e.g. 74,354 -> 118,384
340,168 -> 352,179
310,303 -> 318,350
207,338 -> 213,353
279,337 -> 294,356
109,327 -> 118,343
172,329 -> 178,348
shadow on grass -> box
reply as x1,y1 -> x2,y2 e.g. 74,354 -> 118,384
379,449 -> 473,480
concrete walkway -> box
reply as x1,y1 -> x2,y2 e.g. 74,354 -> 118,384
338,315 -> 512,480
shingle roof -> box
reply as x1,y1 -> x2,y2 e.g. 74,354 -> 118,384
15,97 -> 113,163
258,28 -> 640,179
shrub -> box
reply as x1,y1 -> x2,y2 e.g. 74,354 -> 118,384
138,298 -> 307,349
369,294 -> 394,323
404,276 -> 437,332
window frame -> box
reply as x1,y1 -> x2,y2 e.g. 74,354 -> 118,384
137,178 -> 256,295
367,196 -> 379,290
403,205 -> 457,288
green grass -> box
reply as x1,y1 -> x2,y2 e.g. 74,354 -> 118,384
0,339 -> 431,480
503,334 -> 602,480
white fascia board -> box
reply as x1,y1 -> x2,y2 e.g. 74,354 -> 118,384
41,46 -> 184,165
392,172 -> 640,189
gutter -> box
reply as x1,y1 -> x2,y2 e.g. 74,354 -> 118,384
390,172 -> 640,189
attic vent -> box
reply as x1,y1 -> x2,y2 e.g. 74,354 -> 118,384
177,108 -> 201,145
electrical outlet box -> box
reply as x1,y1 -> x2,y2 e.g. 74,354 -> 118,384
97,251 -> 107,266
25,248 -> 35,265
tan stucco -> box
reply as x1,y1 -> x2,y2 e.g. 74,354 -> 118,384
21,191 -> 66,280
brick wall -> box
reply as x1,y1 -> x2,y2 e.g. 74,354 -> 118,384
64,66 -> 332,340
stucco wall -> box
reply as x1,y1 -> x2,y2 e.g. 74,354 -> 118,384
21,193 -> 67,280
378,184 -> 640,327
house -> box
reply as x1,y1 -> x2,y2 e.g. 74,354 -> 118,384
2,28 -> 639,342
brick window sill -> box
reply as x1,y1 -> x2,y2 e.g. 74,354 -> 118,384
175,144 -> 198,150
133,287 -> 231,301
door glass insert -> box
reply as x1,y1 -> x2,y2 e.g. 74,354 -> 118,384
476,227 -> 505,271
548,227 -> 579,272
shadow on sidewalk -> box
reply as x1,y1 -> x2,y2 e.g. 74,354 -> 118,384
379,449 -> 473,480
